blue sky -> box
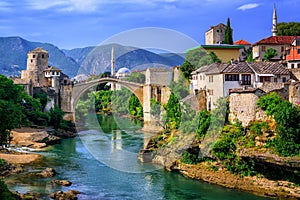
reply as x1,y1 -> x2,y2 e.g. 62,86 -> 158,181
0,0 -> 299,50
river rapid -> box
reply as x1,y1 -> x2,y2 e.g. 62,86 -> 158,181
6,115 -> 271,200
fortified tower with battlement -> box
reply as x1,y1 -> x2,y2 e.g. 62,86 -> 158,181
21,48 -> 49,86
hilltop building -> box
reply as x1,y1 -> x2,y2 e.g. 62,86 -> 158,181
205,23 -> 226,45
252,5 -> 300,61
13,47 -> 73,115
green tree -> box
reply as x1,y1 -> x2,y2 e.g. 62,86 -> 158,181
33,92 -> 49,111
0,75 -> 25,146
277,22 -> 300,36
180,60 -> 195,80
164,93 -> 182,130
126,72 -> 145,83
257,93 -> 300,156
0,179 -> 15,200
128,94 -> 143,118
263,48 -> 278,61
224,18 -> 233,45
49,105 -> 64,130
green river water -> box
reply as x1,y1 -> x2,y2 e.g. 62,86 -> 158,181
6,115 -> 271,200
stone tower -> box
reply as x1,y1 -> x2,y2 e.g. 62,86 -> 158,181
205,23 -> 226,45
21,48 -> 49,86
272,4 -> 278,36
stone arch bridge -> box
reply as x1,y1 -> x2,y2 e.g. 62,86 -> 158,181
72,77 -> 171,122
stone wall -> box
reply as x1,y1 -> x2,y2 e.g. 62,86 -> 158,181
60,85 -> 73,113
290,68 -> 300,81
181,90 -> 206,111
289,82 -> 300,106
229,92 -> 267,127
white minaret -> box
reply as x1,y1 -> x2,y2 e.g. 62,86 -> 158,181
272,4 -> 278,36
111,46 -> 116,90
111,46 -> 115,76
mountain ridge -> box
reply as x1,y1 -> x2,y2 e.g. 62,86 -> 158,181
0,37 -> 185,77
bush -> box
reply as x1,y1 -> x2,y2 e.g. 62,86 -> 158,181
212,135 -> 236,160
181,151 -> 201,164
0,179 -> 15,200
257,93 -> 300,156
226,158 -> 257,177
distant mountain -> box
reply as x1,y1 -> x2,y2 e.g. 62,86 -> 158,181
0,36 -> 79,77
0,37 -> 185,78
63,44 -> 185,75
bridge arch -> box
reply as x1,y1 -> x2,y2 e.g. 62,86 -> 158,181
72,77 -> 144,112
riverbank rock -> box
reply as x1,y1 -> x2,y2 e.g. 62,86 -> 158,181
13,191 -> 40,200
150,131 -> 196,171
37,168 -> 56,177
0,158 -> 15,176
49,190 -> 81,200
11,127 -> 61,148
175,161 -> 300,199
51,180 -> 72,186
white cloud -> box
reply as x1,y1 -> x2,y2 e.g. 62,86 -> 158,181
0,1 -> 11,12
237,3 -> 259,11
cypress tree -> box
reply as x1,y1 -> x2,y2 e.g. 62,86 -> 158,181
224,18 -> 233,45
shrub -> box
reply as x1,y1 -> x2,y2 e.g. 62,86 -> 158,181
181,151 -> 201,164
0,179 -> 15,200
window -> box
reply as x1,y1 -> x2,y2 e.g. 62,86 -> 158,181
30,59 -> 33,63
291,64 -> 295,69
217,30 -> 219,32
208,89 -> 214,96
209,76 -> 213,83
298,64 -> 300,68
260,76 -> 271,83
298,49 -> 300,54
225,74 -> 239,81
274,78 -> 277,83
42,54 -> 45,58
282,77 -> 287,82
286,50 -> 290,55
262,46 -> 266,52
33,55 -> 36,58
281,46 -> 284,52
241,74 -> 251,85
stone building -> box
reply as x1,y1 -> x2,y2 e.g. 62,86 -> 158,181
21,48 -> 49,87
13,47 -> 73,114
205,23 -> 226,45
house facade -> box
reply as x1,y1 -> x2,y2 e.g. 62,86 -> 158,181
201,44 -> 243,63
252,36 -> 297,61
286,38 -> 300,69
191,62 -> 290,110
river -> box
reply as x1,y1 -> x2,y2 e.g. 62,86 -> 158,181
6,115 -> 271,200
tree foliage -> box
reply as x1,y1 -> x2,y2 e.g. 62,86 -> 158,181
224,17 -> 233,45
277,22 -> 300,36
182,48 -> 221,79
164,93 -> 181,130
180,60 -> 195,80
49,105 -> 64,130
0,75 -> 25,146
125,72 -> 145,83
263,48 -> 278,61
257,92 -> 300,156
0,179 -> 15,200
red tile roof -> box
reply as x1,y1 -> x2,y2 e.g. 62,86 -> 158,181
234,39 -> 251,45
253,36 -> 300,46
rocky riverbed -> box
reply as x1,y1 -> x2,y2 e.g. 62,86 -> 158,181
0,126 -> 79,200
